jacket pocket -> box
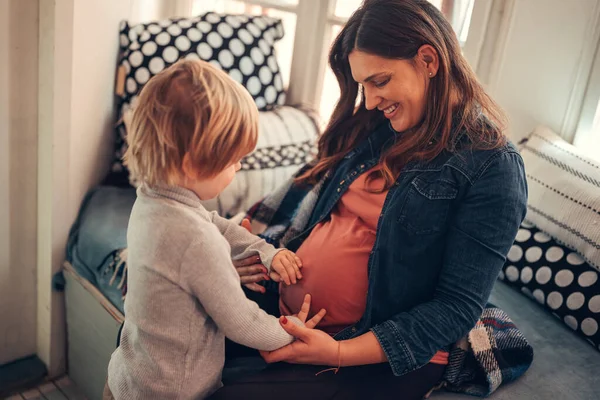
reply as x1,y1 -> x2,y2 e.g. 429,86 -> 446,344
397,177 -> 458,235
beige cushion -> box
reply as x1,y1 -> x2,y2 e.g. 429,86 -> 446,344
520,126 -> 600,270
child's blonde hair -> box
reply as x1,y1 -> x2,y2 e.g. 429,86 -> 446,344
124,59 -> 259,186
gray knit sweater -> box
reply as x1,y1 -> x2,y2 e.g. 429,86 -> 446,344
107,185 -> 297,399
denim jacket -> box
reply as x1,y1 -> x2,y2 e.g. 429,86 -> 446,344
285,122 -> 528,376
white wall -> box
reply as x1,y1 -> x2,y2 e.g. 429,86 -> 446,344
36,0 -> 169,376
0,0 -> 14,366
480,0 -> 600,142
68,0 -> 173,212
0,0 -> 39,365
68,0 -> 136,218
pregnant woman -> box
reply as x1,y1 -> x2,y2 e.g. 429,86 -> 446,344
213,1 -> 528,399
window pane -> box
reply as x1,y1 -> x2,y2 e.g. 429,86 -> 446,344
332,0 -> 475,46
191,0 -> 296,89
192,0 -> 246,14
445,0 -> 475,46
263,9 -> 296,89
333,0 -> 363,19
587,102 -> 600,160
193,0 -> 297,14
319,24 -> 343,127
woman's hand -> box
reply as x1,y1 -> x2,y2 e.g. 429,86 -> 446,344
262,313 -> 389,367
234,218 -> 286,292
233,254 -> 269,293
261,301 -> 338,366
233,218 -> 269,293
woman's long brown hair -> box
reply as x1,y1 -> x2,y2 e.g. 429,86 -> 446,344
297,0 -> 507,189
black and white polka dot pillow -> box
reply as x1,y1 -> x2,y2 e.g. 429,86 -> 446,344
499,220 -> 600,350
117,12 -> 286,117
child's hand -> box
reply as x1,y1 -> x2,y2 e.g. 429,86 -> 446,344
292,294 -> 326,329
271,249 -> 303,285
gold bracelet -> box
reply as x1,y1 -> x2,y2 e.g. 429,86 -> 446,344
315,341 -> 342,376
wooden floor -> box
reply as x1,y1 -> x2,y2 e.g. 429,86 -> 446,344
4,376 -> 87,400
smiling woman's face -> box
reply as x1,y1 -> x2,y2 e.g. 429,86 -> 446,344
348,48 -> 435,133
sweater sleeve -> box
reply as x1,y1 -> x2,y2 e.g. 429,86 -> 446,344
209,211 -> 281,270
179,232 -> 297,351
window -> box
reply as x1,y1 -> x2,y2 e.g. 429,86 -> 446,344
184,0 -> 477,125
593,102 -> 600,142
574,41 -> 600,160
574,100 -> 600,160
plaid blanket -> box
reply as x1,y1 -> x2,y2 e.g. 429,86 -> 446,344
244,167 -> 534,397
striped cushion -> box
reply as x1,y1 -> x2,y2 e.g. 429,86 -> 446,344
200,106 -> 318,217
520,126 -> 600,270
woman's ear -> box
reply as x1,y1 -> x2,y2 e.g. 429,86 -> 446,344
417,44 -> 439,78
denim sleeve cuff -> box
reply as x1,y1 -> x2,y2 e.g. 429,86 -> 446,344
371,320 -> 418,376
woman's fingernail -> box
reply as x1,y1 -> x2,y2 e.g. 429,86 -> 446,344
281,316 -> 288,324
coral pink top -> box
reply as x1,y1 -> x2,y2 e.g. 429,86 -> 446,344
279,167 -> 448,365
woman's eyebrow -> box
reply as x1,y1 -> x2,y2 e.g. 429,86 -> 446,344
357,72 -> 389,83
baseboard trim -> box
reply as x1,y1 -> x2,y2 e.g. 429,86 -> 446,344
0,354 -> 47,396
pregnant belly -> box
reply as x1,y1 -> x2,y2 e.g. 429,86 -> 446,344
279,218 -> 373,335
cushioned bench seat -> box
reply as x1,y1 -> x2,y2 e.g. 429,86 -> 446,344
433,281 -> 600,399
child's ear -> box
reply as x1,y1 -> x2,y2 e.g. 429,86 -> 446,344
182,153 -> 199,181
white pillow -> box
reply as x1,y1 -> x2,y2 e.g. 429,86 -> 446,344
520,126 -> 600,270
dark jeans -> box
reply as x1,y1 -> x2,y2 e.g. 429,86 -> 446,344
211,289 -> 446,400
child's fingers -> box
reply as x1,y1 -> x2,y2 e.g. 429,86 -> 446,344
297,294 -> 311,322
305,308 -> 327,329
285,252 -> 302,280
279,256 -> 297,284
294,254 -> 303,268
275,263 -> 291,285
269,270 -> 282,282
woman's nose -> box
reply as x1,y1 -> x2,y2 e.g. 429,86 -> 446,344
363,87 -> 381,111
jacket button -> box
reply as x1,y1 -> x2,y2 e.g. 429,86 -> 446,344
351,327 -> 357,333
337,188 -> 341,192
